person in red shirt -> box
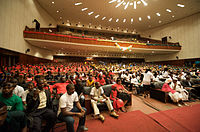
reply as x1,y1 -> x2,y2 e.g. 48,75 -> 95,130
96,75 -> 106,86
52,77 -> 69,98
112,78 -> 132,109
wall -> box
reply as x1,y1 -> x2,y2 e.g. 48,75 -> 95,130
142,13 -> 200,62
0,0 -> 57,60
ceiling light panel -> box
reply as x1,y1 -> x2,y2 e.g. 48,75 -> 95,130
139,17 -> 142,21
88,12 -> 94,15
82,8 -> 88,11
75,2 -> 82,6
115,0 -> 124,8
166,9 -> 172,12
102,17 -> 106,20
123,19 -> 126,22
156,13 -> 161,16
95,15 -> 100,18
177,4 -> 184,8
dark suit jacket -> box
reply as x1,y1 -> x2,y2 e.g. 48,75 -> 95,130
26,89 -> 52,115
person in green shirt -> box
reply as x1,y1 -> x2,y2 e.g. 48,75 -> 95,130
0,82 -> 27,132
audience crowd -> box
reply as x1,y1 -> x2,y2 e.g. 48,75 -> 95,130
0,62 -> 200,132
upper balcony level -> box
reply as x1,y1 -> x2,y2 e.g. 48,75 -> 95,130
24,27 -> 181,58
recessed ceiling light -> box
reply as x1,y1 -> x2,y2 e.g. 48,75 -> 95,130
102,17 -> 106,20
123,19 -> 126,23
116,19 -> 119,22
88,12 -> 94,15
177,4 -> 184,8
172,15 -> 175,18
139,17 -> 142,21
109,18 -> 112,21
133,1 -> 137,9
141,0 -> 148,6
137,1 -> 141,4
159,20 -> 162,23
109,0 -> 117,4
156,13 -> 161,16
56,10 -> 59,13
52,1 -> 55,4
75,2 -> 82,6
59,17 -> 62,19
115,0 -> 124,8
95,15 -> 100,18
131,18 -> 133,22
166,9 -> 172,12
124,2 -> 129,10
82,8 -> 88,11
147,15 -> 151,19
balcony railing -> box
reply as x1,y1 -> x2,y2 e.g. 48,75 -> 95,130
24,31 -> 181,50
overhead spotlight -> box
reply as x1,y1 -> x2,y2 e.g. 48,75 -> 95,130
166,9 -> 172,12
102,17 -> 106,20
123,19 -> 126,23
88,12 -> 94,15
156,13 -> 161,16
124,1 -> 129,10
82,8 -> 88,11
133,1 -> 136,9
109,18 -> 112,21
141,0 -> 148,6
75,2 -> 82,5
109,0 -> 117,3
147,15 -> 151,19
177,4 -> 184,8
115,0 -> 124,8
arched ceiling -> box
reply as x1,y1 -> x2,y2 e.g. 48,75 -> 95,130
37,0 -> 200,33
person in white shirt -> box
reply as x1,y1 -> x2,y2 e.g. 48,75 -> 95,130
58,84 -> 88,132
90,82 -> 119,122
11,79 -> 24,98
142,69 -> 154,98
170,77 -> 189,102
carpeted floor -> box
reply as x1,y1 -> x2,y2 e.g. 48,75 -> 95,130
149,104 -> 200,132
82,110 -> 167,132
54,103 -> 200,132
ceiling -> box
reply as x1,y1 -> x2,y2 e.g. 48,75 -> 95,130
37,0 -> 200,33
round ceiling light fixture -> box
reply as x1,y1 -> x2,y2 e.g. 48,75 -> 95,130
108,0 -> 148,10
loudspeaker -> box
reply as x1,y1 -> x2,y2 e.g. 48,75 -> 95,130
25,49 -> 30,53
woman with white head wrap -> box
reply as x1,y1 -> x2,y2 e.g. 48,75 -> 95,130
162,78 -> 186,107
170,77 -> 189,101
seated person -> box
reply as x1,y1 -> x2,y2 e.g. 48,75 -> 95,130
26,79 -> 57,132
112,79 -> 132,109
75,79 -> 85,106
58,84 -> 88,132
90,82 -> 119,122
110,85 -> 125,112
170,77 -> 189,102
96,75 -> 106,86
11,78 -> 24,98
86,76 -> 95,87
162,78 -> 187,107
22,82 -> 34,108
0,82 -> 27,132
52,77 -> 69,99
